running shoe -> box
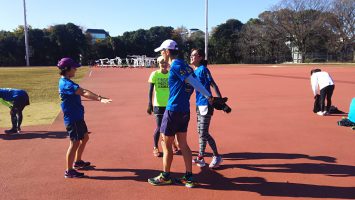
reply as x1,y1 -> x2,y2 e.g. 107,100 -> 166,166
209,156 -> 223,169
148,173 -> 173,186
176,175 -> 198,188
316,111 -> 324,116
64,169 -> 85,178
74,160 -> 91,169
192,157 -> 206,167
4,128 -> 17,134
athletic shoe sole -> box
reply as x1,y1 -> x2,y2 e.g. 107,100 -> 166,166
147,179 -> 173,186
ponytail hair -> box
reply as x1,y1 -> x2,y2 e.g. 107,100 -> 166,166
200,59 -> 208,66
191,48 -> 207,66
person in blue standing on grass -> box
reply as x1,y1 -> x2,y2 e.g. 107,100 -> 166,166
0,88 -> 30,134
57,57 -> 112,178
190,48 -> 223,169
148,39 -> 214,188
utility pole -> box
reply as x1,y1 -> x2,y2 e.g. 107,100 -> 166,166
205,0 -> 208,60
23,0 -> 30,66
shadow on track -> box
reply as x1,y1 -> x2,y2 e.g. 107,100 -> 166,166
222,152 -> 337,163
224,163 -> 355,177
87,168 -> 163,181
195,162 -> 355,198
79,152 -> 355,198
207,175 -> 355,199
0,131 -> 67,140
250,73 -> 355,85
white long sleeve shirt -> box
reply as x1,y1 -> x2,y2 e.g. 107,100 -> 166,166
310,71 -> 334,96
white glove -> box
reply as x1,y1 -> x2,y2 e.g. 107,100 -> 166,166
100,98 -> 112,104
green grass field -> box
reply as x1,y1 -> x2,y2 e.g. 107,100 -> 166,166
0,67 -> 89,128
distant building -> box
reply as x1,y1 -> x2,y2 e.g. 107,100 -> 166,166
188,28 -> 200,37
86,29 -> 110,43
285,37 -> 302,63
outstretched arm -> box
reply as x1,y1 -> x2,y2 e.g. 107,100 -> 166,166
185,74 -> 213,104
75,87 -> 112,103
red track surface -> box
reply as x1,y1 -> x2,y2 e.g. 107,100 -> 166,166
1,65 -> 355,200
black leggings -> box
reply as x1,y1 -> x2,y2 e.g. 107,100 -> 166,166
153,114 -> 163,148
153,106 -> 166,148
10,94 -> 29,130
320,85 -> 335,112
10,107 -> 24,130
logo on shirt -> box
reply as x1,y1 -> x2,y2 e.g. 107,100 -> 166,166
180,67 -> 192,76
185,83 -> 193,93
186,67 -> 192,74
157,78 -> 169,88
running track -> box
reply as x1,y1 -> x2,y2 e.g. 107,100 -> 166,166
1,65 -> 355,200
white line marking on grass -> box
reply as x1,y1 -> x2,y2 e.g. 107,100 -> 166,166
89,70 -> 93,77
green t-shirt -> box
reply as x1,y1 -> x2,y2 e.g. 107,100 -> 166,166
148,70 -> 169,107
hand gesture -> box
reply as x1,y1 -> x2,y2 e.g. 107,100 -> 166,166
100,97 -> 112,104
147,103 -> 153,115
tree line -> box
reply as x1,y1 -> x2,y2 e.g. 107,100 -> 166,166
0,0 -> 353,66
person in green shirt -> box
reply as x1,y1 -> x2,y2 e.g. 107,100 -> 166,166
147,56 -> 179,157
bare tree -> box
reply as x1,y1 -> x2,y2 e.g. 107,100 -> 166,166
239,18 -> 291,63
329,0 -> 355,61
262,0 -> 331,62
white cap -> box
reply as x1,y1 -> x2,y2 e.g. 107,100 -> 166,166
154,39 -> 178,52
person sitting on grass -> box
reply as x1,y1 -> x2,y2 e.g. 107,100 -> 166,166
57,57 -> 112,178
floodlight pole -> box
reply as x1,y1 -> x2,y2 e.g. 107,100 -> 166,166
205,0 -> 208,60
23,0 -> 30,66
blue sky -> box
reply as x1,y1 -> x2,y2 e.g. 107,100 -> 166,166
0,0 -> 280,36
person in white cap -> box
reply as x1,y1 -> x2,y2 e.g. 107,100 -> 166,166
147,56 -> 180,157
148,40 -> 213,188
310,69 -> 335,116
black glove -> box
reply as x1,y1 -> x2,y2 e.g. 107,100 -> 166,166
212,97 -> 232,113
147,103 -> 153,115
211,97 -> 228,108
